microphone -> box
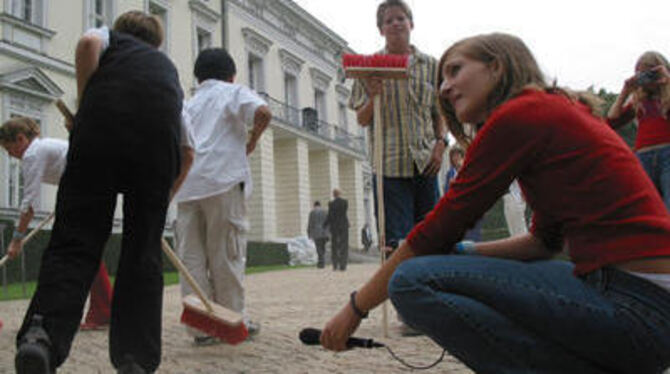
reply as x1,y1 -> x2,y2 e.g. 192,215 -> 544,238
299,328 -> 385,348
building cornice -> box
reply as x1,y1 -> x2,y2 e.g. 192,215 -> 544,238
189,0 -> 221,23
279,48 -> 304,75
242,27 -> 273,56
0,41 -> 75,76
310,67 -> 331,91
0,13 -> 56,39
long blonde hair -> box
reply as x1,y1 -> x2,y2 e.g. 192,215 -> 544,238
633,51 -> 670,118
438,33 -> 548,147
0,117 -> 40,143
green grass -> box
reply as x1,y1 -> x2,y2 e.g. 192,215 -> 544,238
0,264 -> 310,302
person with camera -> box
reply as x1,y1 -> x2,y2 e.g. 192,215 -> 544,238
608,51 -> 670,210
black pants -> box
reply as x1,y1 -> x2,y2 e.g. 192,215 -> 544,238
314,238 -> 328,268
17,122 -> 175,372
331,229 -> 349,270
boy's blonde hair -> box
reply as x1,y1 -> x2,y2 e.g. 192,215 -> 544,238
633,51 -> 670,118
113,10 -> 164,48
0,117 -> 40,143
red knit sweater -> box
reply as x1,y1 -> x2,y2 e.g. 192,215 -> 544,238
407,89 -> 670,274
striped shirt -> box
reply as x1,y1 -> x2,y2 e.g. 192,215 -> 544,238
349,46 -> 439,177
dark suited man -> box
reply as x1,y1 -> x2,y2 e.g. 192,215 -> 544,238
307,201 -> 329,268
324,188 -> 349,271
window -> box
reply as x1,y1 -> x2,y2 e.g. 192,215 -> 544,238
86,0 -> 115,29
248,54 -> 264,92
9,0 -> 44,26
196,27 -> 212,53
284,73 -> 298,124
338,103 -> 348,129
147,0 -> 169,52
6,114 -> 41,209
314,89 -> 326,121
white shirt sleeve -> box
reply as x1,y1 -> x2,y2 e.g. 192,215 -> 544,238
83,25 -> 110,55
180,110 -> 195,149
19,153 -> 45,213
231,86 -> 267,125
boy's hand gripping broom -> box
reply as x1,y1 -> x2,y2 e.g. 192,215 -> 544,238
0,213 -> 55,268
342,54 -> 409,337
160,238 -> 248,344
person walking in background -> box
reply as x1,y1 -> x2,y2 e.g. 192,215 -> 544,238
14,11 -> 185,373
307,201 -> 329,268
349,0 -> 446,255
361,223 -> 373,253
324,189 -> 349,271
608,51 -> 670,210
174,47 -> 271,345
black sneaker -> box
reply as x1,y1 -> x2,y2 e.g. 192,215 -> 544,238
193,336 -> 220,346
15,315 -> 54,374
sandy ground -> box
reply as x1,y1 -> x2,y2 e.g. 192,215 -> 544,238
0,262 -> 472,373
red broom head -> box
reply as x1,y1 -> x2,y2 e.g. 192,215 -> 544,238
342,54 -> 409,69
181,308 -> 249,345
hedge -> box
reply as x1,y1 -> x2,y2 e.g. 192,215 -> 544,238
0,222 -> 289,284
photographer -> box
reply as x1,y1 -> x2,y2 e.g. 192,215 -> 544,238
608,51 -> 670,210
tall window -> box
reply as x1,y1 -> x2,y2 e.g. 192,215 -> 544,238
248,54 -> 264,92
10,0 -> 43,25
314,89 -> 326,121
284,73 -> 298,124
196,27 -> 212,52
6,115 -> 41,209
86,0 -> 114,29
148,1 -> 169,52
338,103 -> 348,129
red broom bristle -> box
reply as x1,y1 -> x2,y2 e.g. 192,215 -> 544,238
342,54 -> 409,68
181,309 -> 249,345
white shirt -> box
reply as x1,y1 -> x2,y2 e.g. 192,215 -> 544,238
175,79 -> 266,203
20,138 -> 68,213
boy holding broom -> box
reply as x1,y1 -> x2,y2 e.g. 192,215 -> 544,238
0,116 -> 114,332
174,47 -> 271,345
15,11 -> 188,374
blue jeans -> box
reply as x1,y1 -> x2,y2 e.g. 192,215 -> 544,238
389,256 -> 670,374
372,174 -> 439,249
637,145 -> 670,211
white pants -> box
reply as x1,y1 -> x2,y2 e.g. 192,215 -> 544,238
175,186 -> 249,327
503,192 -> 528,237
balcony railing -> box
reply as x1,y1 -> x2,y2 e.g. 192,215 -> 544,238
259,93 -> 366,155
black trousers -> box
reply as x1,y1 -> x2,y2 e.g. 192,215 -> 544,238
314,238 -> 328,268
330,229 -> 349,270
17,123 -> 175,372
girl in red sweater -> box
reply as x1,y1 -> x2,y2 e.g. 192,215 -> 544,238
608,51 -> 670,210
320,33 -> 670,374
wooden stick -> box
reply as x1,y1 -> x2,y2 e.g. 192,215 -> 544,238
0,212 -> 55,268
372,93 -> 389,338
160,238 -> 214,313
55,99 -> 74,132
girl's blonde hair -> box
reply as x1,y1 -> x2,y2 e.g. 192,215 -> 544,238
438,33 -> 548,147
0,117 -> 40,143
633,51 -> 670,118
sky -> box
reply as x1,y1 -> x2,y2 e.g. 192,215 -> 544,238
292,0 -> 670,93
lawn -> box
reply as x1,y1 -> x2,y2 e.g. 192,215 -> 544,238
0,264 -> 309,302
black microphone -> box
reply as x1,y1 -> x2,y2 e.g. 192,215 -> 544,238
299,328 -> 385,348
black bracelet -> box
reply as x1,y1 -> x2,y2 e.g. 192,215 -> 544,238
350,291 -> 369,319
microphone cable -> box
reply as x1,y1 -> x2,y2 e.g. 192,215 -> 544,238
383,345 -> 447,370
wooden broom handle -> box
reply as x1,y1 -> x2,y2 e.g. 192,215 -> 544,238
160,238 -> 214,313
373,93 -> 389,338
0,212 -> 55,268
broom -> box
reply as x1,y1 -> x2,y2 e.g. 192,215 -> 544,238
0,212 -> 55,268
160,238 -> 248,344
342,54 -> 410,337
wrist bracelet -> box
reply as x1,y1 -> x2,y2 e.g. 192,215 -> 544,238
454,240 -> 477,255
350,291 -> 369,319
12,230 -> 25,241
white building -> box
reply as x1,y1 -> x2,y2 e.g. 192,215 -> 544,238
0,0 -> 375,249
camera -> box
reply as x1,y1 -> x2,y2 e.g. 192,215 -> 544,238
637,70 -> 659,86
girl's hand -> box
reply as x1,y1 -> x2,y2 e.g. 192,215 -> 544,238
652,65 -> 670,85
621,75 -> 638,97
363,78 -> 383,97
7,239 -> 23,259
320,300 -> 362,351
